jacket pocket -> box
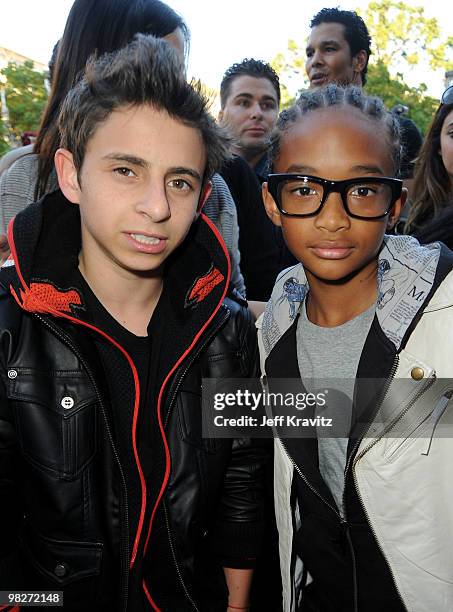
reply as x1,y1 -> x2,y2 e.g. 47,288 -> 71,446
384,390 -> 453,462
8,369 -> 97,479
21,526 -> 103,587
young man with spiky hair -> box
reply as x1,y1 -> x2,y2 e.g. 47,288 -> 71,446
0,35 -> 265,612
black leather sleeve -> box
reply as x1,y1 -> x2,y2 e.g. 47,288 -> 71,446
0,298 -> 25,589
207,298 -> 268,564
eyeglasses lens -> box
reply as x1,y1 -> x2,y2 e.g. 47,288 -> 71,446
280,179 -> 322,215
345,182 -> 392,217
279,179 -> 392,218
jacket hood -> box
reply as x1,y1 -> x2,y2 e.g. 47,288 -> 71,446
1,188 -> 231,323
260,235 -> 453,359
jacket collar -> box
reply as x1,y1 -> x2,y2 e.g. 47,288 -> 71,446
2,189 -> 231,330
260,235 -> 450,360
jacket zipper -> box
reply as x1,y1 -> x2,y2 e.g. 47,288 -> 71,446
34,298 -> 230,610
164,307 -> 230,429
349,357 -> 436,611
266,353 -> 404,612
335,354 -> 400,611
279,437 -> 341,519
163,502 -> 200,612
156,307 -> 229,610
261,374 -> 349,609
352,363 -> 435,464
34,314 -> 130,612
260,374 -> 340,519
342,354 -> 400,493
278,433 -> 347,609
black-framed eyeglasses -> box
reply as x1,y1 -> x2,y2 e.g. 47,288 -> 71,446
267,174 -> 403,220
441,85 -> 453,106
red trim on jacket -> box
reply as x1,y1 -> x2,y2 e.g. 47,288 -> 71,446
7,217 -> 147,570
142,213 -> 231,609
7,212 -> 231,611
185,265 -> 224,307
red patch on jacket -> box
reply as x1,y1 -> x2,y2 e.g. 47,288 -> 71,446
185,266 -> 224,308
12,282 -> 82,315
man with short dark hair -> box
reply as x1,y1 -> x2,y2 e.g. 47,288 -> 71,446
305,7 -> 422,189
306,8 -> 371,88
219,58 -> 280,178
218,59 -> 297,302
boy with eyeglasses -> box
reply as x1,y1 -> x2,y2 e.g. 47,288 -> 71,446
257,85 -> 453,611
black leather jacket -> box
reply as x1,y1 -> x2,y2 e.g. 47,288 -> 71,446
0,191 -> 266,611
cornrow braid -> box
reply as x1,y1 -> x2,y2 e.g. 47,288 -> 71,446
270,84 -> 401,176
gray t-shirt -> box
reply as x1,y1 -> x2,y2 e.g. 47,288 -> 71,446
296,300 -> 375,515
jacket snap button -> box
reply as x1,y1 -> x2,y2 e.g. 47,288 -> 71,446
7,369 -> 17,379
54,563 -> 67,577
411,367 -> 424,381
61,396 -> 75,409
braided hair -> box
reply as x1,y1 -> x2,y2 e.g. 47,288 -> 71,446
269,85 -> 401,176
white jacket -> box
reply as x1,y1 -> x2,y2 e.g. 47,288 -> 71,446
257,235 -> 453,612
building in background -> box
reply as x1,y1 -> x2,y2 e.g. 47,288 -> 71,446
0,47 -> 46,73
0,47 -> 47,152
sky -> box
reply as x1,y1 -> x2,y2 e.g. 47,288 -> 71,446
0,0 -> 452,99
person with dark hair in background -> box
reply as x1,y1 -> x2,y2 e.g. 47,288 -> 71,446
217,57 -> 287,609
405,85 -> 453,240
0,34 -> 265,612
218,59 -> 297,303
0,0 -> 245,297
306,7 -> 371,88
305,7 -> 422,195
33,0 -> 188,202
219,59 -> 280,180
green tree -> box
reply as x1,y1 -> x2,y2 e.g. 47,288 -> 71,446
0,110 -> 9,156
0,60 -> 48,143
271,39 -> 308,108
365,61 -> 438,134
270,0 -> 451,132
360,0 -> 452,133
361,0 -> 453,75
